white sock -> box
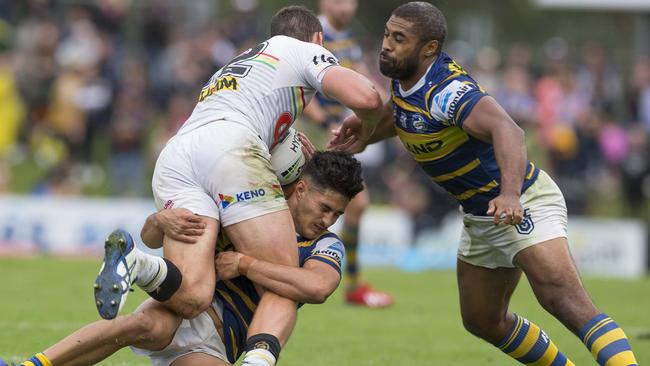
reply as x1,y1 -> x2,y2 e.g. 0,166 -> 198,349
133,249 -> 168,292
241,349 -> 277,366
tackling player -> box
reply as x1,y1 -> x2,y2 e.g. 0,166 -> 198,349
302,0 -> 393,308
92,6 -> 383,366
6,143 -> 362,366
329,2 -> 638,366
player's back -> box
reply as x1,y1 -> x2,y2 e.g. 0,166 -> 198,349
178,35 -> 338,148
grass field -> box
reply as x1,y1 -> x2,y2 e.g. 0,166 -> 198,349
1,257 -> 649,365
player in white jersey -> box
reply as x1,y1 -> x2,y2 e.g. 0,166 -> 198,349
92,5 -> 383,366
7,143 -> 361,366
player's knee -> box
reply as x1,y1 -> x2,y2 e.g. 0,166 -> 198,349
173,284 -> 213,319
124,311 -> 163,343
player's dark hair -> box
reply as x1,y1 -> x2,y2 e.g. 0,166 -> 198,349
302,151 -> 363,200
392,2 -> 446,52
270,5 -> 323,42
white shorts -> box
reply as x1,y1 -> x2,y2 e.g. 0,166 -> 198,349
131,298 -> 228,366
458,170 -> 568,268
152,121 -> 287,227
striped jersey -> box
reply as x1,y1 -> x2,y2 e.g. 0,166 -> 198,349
178,35 -> 339,148
314,15 -> 363,123
391,52 -> 539,215
215,231 -> 344,363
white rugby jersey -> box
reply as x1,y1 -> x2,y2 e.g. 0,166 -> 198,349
178,35 -> 339,148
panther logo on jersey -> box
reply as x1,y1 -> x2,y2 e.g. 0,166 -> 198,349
516,208 -> 535,235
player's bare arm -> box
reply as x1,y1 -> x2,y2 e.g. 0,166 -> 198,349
141,208 -> 206,248
320,66 -> 384,123
216,251 -> 341,304
461,96 -> 526,225
328,100 -> 395,153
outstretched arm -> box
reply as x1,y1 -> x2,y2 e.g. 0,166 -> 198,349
321,66 -> 384,124
327,101 -> 395,153
216,252 -> 340,304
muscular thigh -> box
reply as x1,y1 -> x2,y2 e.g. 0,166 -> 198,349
163,217 -> 219,292
224,210 -> 298,266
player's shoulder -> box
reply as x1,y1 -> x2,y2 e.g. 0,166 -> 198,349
426,52 -> 485,117
268,35 -> 337,67
313,230 -> 343,245
268,35 -> 329,54
297,231 -> 345,256
311,231 -> 345,256
427,52 -> 474,86
298,231 -> 345,271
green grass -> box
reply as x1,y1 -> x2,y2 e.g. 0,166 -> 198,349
0,257 -> 648,365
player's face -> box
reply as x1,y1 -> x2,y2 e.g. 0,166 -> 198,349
380,16 -> 422,80
322,0 -> 358,28
292,180 -> 349,239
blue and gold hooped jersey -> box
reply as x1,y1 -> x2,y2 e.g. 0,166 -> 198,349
216,231 -> 344,363
391,52 -> 539,215
314,15 -> 363,123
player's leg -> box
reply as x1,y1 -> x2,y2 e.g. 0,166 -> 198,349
516,237 -> 638,366
94,219 -> 219,320
95,128 -> 223,320
223,210 -> 299,366
458,259 -> 576,365
342,188 -> 393,308
457,259 -> 522,343
342,188 -> 367,289
157,217 -> 220,318
16,299 -> 180,366
172,353 -> 231,366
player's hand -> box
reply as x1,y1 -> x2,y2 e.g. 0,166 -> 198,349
487,193 -> 523,225
215,251 -> 244,280
297,131 -> 316,160
326,114 -> 371,153
155,208 -> 206,244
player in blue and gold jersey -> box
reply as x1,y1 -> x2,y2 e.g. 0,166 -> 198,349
329,2 -> 638,366
302,0 -> 394,309
7,150 -> 362,366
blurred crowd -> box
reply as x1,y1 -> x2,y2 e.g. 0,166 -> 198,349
0,1 -> 649,227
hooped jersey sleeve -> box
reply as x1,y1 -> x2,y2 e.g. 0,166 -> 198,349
305,234 -> 345,275
427,78 -> 487,128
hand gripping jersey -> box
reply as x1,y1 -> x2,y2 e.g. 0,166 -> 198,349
314,15 -> 363,123
178,35 -> 339,148
215,231 -> 345,363
391,52 -> 539,215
